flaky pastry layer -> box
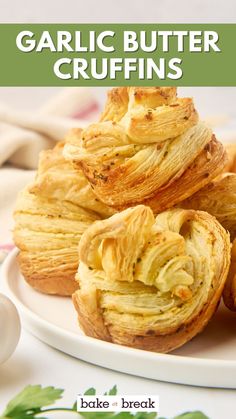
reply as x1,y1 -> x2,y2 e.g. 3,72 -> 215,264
64,87 -> 227,211
224,143 -> 236,173
181,173 -> 236,240
14,187 -> 100,295
14,141 -> 114,296
31,141 -> 115,218
73,205 -> 230,353
223,239 -> 236,312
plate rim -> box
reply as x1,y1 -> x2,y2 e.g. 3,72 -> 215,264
1,248 -> 236,389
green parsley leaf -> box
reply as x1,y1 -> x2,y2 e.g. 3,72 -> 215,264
72,400 -> 78,411
1,385 -> 63,417
113,413 -> 134,419
173,412 -> 209,419
108,386 -> 117,396
115,413 -> 156,419
84,388 -> 97,396
103,385 -> 117,396
133,414 -> 157,419
79,412 -> 116,419
0,384 -> 209,419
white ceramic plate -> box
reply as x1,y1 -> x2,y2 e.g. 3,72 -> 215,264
1,248 -> 236,388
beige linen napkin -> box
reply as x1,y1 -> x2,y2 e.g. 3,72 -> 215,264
0,87 -> 99,169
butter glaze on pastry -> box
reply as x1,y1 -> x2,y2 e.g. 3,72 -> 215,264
223,239 -> 236,311
14,141 -> 115,296
181,173 -> 236,240
72,205 -> 230,353
64,87 -> 227,213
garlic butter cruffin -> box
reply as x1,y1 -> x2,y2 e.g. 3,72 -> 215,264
181,173 -> 236,240
64,87 -> 227,213
13,86 -> 236,353
31,139 -> 115,219
14,141 -> 115,296
223,238 -> 236,312
225,143 -> 236,173
73,205 -> 231,353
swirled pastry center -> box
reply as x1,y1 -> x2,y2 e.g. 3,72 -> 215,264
77,206 -> 228,335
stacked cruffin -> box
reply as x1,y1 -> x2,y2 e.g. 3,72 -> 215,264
64,87 -> 226,212
14,87 -> 236,352
14,137 -> 115,296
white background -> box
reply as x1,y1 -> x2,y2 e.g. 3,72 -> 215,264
0,0 -> 236,23
0,1 -> 236,418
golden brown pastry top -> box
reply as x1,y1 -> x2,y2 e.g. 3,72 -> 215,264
64,87 -> 225,210
74,205 -> 230,351
30,140 -> 115,219
65,87 -> 198,152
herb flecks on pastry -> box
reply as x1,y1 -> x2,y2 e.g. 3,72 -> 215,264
64,87 -> 227,213
73,205 -> 230,353
31,140 -> 115,219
